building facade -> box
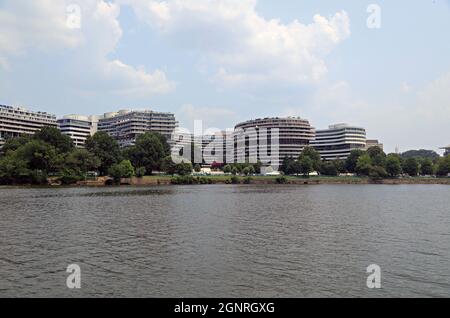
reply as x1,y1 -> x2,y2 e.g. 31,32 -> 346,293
366,139 -> 384,151
234,117 -> 315,166
311,124 -> 367,161
0,104 -> 57,147
57,115 -> 98,148
98,109 -> 178,147
442,145 -> 450,157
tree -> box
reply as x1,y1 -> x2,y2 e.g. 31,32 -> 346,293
420,158 -> 434,176
108,160 -> 135,184
194,164 -> 202,173
34,126 -> 74,153
402,157 -> 419,176
175,162 -> 193,176
298,156 -> 313,177
135,167 -> 147,178
66,148 -> 101,175
280,157 -> 296,175
223,165 -> 232,174
15,140 -> 58,172
345,149 -> 365,173
401,149 -> 440,160
161,156 -> 176,175
1,135 -> 32,155
299,146 -> 321,171
367,146 -> 386,168
369,166 -> 388,181
356,154 -> 372,176
436,156 -> 450,176
124,132 -> 169,174
385,154 -> 402,177
319,161 -> 339,176
85,132 -> 121,175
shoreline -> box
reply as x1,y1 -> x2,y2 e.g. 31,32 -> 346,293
1,176 -> 450,188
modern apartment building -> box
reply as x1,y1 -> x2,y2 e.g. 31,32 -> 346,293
234,117 -> 315,166
98,109 -> 178,147
311,124 -> 367,161
442,145 -> 450,157
0,104 -> 57,147
366,139 -> 384,151
57,115 -> 99,148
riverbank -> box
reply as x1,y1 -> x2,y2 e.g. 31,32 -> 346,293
1,175 -> 449,188
77,175 -> 450,186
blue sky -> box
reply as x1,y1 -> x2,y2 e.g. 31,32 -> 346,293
1,0 -> 449,153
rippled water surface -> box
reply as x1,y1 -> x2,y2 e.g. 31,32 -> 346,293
1,184 -> 449,297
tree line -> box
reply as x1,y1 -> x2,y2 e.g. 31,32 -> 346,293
280,146 -> 450,179
0,127 -> 193,185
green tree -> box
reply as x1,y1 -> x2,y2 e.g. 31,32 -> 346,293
175,162 -> 193,176
369,166 -> 388,181
299,146 -> 321,171
161,156 -> 176,175
345,149 -> 365,173
66,148 -> 101,175
223,165 -> 232,174
1,135 -> 32,155
194,164 -> 202,173
403,157 -> 419,176
367,146 -> 386,168
124,132 -> 169,174
298,156 -> 313,177
135,167 -> 147,178
319,161 -> 338,176
385,154 -> 402,177
356,154 -> 372,176
15,140 -> 57,172
85,132 -> 121,175
108,160 -> 135,184
34,126 -> 74,153
420,158 -> 434,176
436,156 -> 450,176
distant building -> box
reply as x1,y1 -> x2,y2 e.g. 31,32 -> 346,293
366,139 -> 384,151
57,115 -> 99,148
234,117 -> 315,166
98,109 -> 178,147
441,145 -> 450,157
0,104 -> 57,147
311,124 -> 367,161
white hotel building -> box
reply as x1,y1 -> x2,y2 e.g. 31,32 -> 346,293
311,124 -> 367,161
98,109 -> 178,147
57,115 -> 99,148
0,104 -> 57,147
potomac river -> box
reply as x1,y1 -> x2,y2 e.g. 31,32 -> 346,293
0,184 -> 449,297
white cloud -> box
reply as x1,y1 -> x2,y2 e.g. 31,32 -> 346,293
123,0 -> 350,88
176,104 -> 239,131
0,0 -> 174,98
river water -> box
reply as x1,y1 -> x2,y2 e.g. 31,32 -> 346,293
0,184 -> 449,298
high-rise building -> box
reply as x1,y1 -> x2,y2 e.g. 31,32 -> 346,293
311,124 -> 367,161
57,115 -> 98,148
97,109 -> 178,147
234,117 -> 315,166
0,104 -> 57,147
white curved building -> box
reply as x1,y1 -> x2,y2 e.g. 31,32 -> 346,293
57,115 -> 98,148
311,124 -> 367,161
234,117 -> 315,165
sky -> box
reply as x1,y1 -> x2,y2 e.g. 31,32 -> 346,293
1,0 -> 449,153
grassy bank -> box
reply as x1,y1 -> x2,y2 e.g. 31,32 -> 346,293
126,175 -> 450,186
